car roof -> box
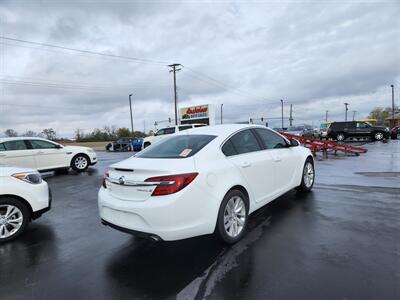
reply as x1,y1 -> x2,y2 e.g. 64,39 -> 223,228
0,136 -> 52,143
176,123 -> 272,140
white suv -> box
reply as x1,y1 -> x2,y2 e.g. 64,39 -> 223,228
0,166 -> 51,242
0,137 -> 97,172
142,124 -> 206,149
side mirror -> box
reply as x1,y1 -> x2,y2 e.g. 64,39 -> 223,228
55,144 -> 63,149
290,138 -> 299,147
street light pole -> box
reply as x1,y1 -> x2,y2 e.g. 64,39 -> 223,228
391,84 -> 395,126
325,110 -> 328,122
344,102 -> 349,121
352,110 -> 357,121
220,104 -> 223,124
129,94 -> 134,136
168,64 -> 182,126
280,99 -> 284,129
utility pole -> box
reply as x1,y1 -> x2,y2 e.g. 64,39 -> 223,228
280,99 -> 284,129
129,94 -> 134,136
168,64 -> 182,125
325,110 -> 328,122
289,104 -> 293,126
344,102 -> 349,121
352,110 -> 357,121
220,104 -> 223,124
391,84 -> 395,126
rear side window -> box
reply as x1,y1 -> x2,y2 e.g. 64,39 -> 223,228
0,143 -> 5,151
229,130 -> 261,155
136,134 -> 216,159
254,128 -> 287,149
3,140 -> 28,151
29,140 -> 58,149
221,140 -> 237,156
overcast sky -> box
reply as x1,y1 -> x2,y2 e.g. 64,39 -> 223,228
1,0 -> 399,137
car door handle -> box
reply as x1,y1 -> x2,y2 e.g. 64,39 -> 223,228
274,156 -> 282,162
0,154 -> 5,157
241,162 -> 251,168
37,151 -> 45,154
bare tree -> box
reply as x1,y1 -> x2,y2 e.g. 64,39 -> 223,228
4,129 -> 18,137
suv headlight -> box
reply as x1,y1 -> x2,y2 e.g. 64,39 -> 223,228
12,172 -> 43,184
385,127 -> 389,131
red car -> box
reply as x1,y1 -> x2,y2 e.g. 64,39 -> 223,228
391,126 -> 400,139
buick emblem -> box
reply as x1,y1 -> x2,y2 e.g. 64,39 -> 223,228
118,176 -> 126,185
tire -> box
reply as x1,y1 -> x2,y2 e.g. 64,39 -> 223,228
216,189 -> 249,244
0,197 -> 30,243
297,158 -> 315,192
71,154 -> 90,172
144,142 -> 151,148
336,133 -> 345,142
373,131 -> 384,141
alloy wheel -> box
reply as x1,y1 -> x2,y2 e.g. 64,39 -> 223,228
375,132 -> 383,140
303,162 -> 314,188
75,156 -> 88,170
337,134 -> 345,141
0,205 -> 23,239
223,196 -> 246,238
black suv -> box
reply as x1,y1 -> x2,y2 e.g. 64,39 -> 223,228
327,121 -> 390,141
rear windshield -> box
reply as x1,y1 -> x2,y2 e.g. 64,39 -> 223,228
136,134 -> 216,159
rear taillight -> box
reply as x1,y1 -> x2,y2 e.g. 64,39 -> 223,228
145,173 -> 198,196
102,170 -> 109,188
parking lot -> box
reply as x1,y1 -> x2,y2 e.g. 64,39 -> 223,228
1,141 -> 399,300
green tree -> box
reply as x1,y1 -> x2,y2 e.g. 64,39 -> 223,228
116,127 -> 131,138
368,106 -> 398,125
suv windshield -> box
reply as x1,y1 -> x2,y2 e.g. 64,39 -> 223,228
136,134 -> 216,159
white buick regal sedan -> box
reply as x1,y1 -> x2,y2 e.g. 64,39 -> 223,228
98,124 -> 314,244
0,137 -> 97,172
0,166 -> 51,242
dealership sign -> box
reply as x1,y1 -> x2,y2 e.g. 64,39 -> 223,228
180,105 -> 209,120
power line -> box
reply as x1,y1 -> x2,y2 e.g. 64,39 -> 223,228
0,36 -> 170,66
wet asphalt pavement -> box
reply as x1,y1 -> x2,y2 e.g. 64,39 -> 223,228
1,141 -> 399,300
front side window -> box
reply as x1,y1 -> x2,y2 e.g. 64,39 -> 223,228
155,127 -> 176,136
357,122 -> 369,128
254,128 -> 288,149
3,140 -> 28,151
229,129 -> 261,155
136,134 -> 216,159
29,140 -> 59,149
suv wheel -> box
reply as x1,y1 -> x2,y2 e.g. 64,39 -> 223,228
374,132 -> 384,141
336,133 -> 345,141
71,154 -> 89,172
0,198 -> 30,243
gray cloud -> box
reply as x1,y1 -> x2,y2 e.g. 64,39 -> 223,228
0,0 -> 399,136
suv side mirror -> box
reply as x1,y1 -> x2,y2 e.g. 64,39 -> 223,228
55,144 -> 63,149
290,138 -> 300,147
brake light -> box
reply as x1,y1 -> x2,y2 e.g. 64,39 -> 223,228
102,170 -> 109,188
145,173 -> 198,196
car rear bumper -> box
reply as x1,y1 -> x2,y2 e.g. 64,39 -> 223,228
98,184 -> 218,241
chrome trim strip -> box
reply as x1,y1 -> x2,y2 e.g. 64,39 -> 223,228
106,177 -> 175,186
